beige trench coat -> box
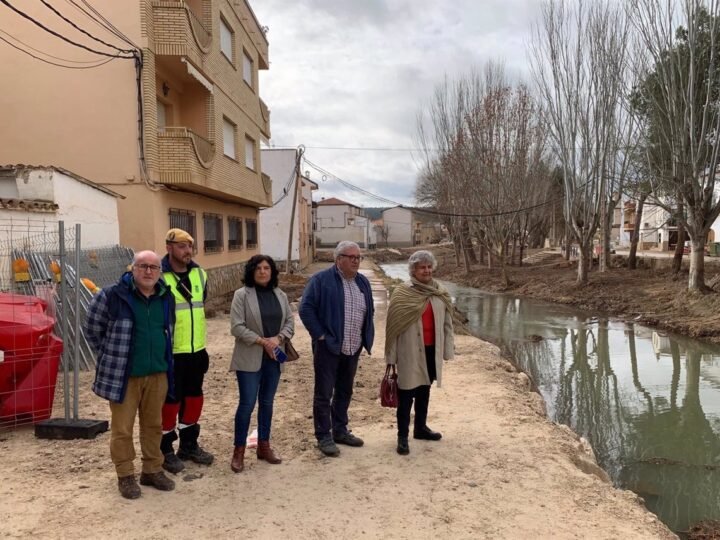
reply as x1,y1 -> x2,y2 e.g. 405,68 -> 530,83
229,286 -> 294,372
385,288 -> 454,389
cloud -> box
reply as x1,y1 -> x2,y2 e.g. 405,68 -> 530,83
254,0 -> 543,207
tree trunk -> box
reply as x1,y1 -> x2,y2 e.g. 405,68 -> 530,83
628,192 -> 647,270
600,201 -> 614,272
519,237 -> 526,267
688,234 -> 707,291
672,224 -> 685,275
510,238 -> 517,266
576,242 -> 591,284
563,223 -> 572,260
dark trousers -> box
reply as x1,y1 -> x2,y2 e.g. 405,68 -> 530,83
397,385 -> 430,437
397,345 -> 436,438
161,349 -> 209,453
312,340 -> 360,441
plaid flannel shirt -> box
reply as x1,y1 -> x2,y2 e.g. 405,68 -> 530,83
84,272 -> 175,403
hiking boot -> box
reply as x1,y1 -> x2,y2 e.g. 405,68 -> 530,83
177,445 -> 215,465
139,471 -> 175,491
333,431 -> 364,447
318,438 -> 340,457
162,452 -> 185,474
118,475 -> 141,499
413,426 -> 442,441
397,436 -> 410,456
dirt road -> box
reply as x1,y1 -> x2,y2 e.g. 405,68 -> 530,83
0,265 -> 674,539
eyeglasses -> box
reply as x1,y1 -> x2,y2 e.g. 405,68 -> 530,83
339,254 -> 363,262
135,264 -> 161,272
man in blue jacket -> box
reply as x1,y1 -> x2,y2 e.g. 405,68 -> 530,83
84,250 -> 176,499
299,241 -> 374,457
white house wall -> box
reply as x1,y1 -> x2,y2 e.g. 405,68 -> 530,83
316,204 -> 367,247
54,171 -> 120,248
383,207 -> 413,246
259,149 -> 301,262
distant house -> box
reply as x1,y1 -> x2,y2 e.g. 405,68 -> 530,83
382,206 -> 442,247
0,165 -> 123,247
260,149 -> 317,269
315,197 -> 370,248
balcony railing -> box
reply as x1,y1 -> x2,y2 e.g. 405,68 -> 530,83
259,98 -> 270,139
158,127 -> 215,170
186,5 -> 211,52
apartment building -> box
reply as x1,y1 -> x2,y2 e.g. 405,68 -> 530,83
0,0 -> 270,290
315,197 -> 369,248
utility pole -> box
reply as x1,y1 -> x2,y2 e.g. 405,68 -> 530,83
285,146 -> 305,274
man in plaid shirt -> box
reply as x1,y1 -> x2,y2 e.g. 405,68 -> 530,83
299,241 -> 375,457
84,250 -> 176,499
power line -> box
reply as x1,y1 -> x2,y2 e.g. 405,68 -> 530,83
303,155 -> 565,219
39,0 -> 134,54
74,0 -> 137,49
270,144 -> 434,153
0,0 -> 134,59
0,33 -> 116,69
0,27 -> 106,63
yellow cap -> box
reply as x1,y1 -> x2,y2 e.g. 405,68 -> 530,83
165,228 -> 194,245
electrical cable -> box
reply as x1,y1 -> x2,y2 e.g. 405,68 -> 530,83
0,27 -> 108,63
0,33 -> 115,68
0,0 -> 134,59
39,0 -> 135,54
76,0 -> 137,49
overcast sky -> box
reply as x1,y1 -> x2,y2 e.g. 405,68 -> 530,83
253,0 -> 543,207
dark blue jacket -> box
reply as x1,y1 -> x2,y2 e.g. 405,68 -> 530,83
84,272 -> 175,403
299,266 -> 374,355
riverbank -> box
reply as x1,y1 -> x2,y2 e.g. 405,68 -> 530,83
427,249 -> 720,345
0,264 -> 674,539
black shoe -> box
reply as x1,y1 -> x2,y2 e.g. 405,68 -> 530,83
333,431 -> 364,447
177,445 -> 215,465
162,452 -> 185,474
413,426 -> 442,441
139,471 -> 175,491
117,475 -> 141,499
397,436 -> 410,455
317,438 -> 340,457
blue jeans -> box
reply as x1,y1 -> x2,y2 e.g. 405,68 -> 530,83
234,357 -> 281,447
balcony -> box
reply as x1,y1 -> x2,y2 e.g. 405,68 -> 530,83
157,127 -> 214,184
259,98 -> 271,139
152,1 -> 211,66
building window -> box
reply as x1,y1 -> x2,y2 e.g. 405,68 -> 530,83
169,208 -> 197,253
246,219 -> 257,249
223,118 -> 236,159
220,16 -> 233,63
242,50 -> 253,88
203,213 -> 223,253
245,136 -> 255,169
228,216 -> 243,251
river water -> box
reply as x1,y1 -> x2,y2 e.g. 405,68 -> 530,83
381,263 -> 720,534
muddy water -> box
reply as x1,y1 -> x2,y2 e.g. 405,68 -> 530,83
382,264 -> 720,534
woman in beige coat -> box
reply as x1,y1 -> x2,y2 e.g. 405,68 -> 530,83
385,250 -> 454,455
229,255 -> 294,473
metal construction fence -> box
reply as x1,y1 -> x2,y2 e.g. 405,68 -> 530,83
0,220 -> 134,430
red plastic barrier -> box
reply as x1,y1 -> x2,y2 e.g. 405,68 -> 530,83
0,293 -> 63,429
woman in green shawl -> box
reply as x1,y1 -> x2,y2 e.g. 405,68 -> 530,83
385,250 -> 454,455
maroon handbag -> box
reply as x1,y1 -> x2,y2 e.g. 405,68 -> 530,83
380,364 -> 398,408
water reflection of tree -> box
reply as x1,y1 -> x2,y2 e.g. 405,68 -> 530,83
552,321 -> 628,479
619,331 -> 720,533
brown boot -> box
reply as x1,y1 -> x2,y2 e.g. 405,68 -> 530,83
257,440 -> 282,464
231,446 -> 245,473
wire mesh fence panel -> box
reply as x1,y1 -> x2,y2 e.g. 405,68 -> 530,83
0,219 -> 134,430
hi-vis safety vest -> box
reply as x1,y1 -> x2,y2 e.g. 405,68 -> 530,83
163,267 -> 207,354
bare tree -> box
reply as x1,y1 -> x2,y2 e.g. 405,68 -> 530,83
629,0 -> 720,290
530,0 -> 633,284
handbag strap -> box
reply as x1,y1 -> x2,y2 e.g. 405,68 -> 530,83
385,364 -> 397,377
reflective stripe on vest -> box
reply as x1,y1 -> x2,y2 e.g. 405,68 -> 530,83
164,267 -> 207,354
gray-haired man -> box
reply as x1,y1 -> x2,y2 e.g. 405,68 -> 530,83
299,241 -> 375,457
